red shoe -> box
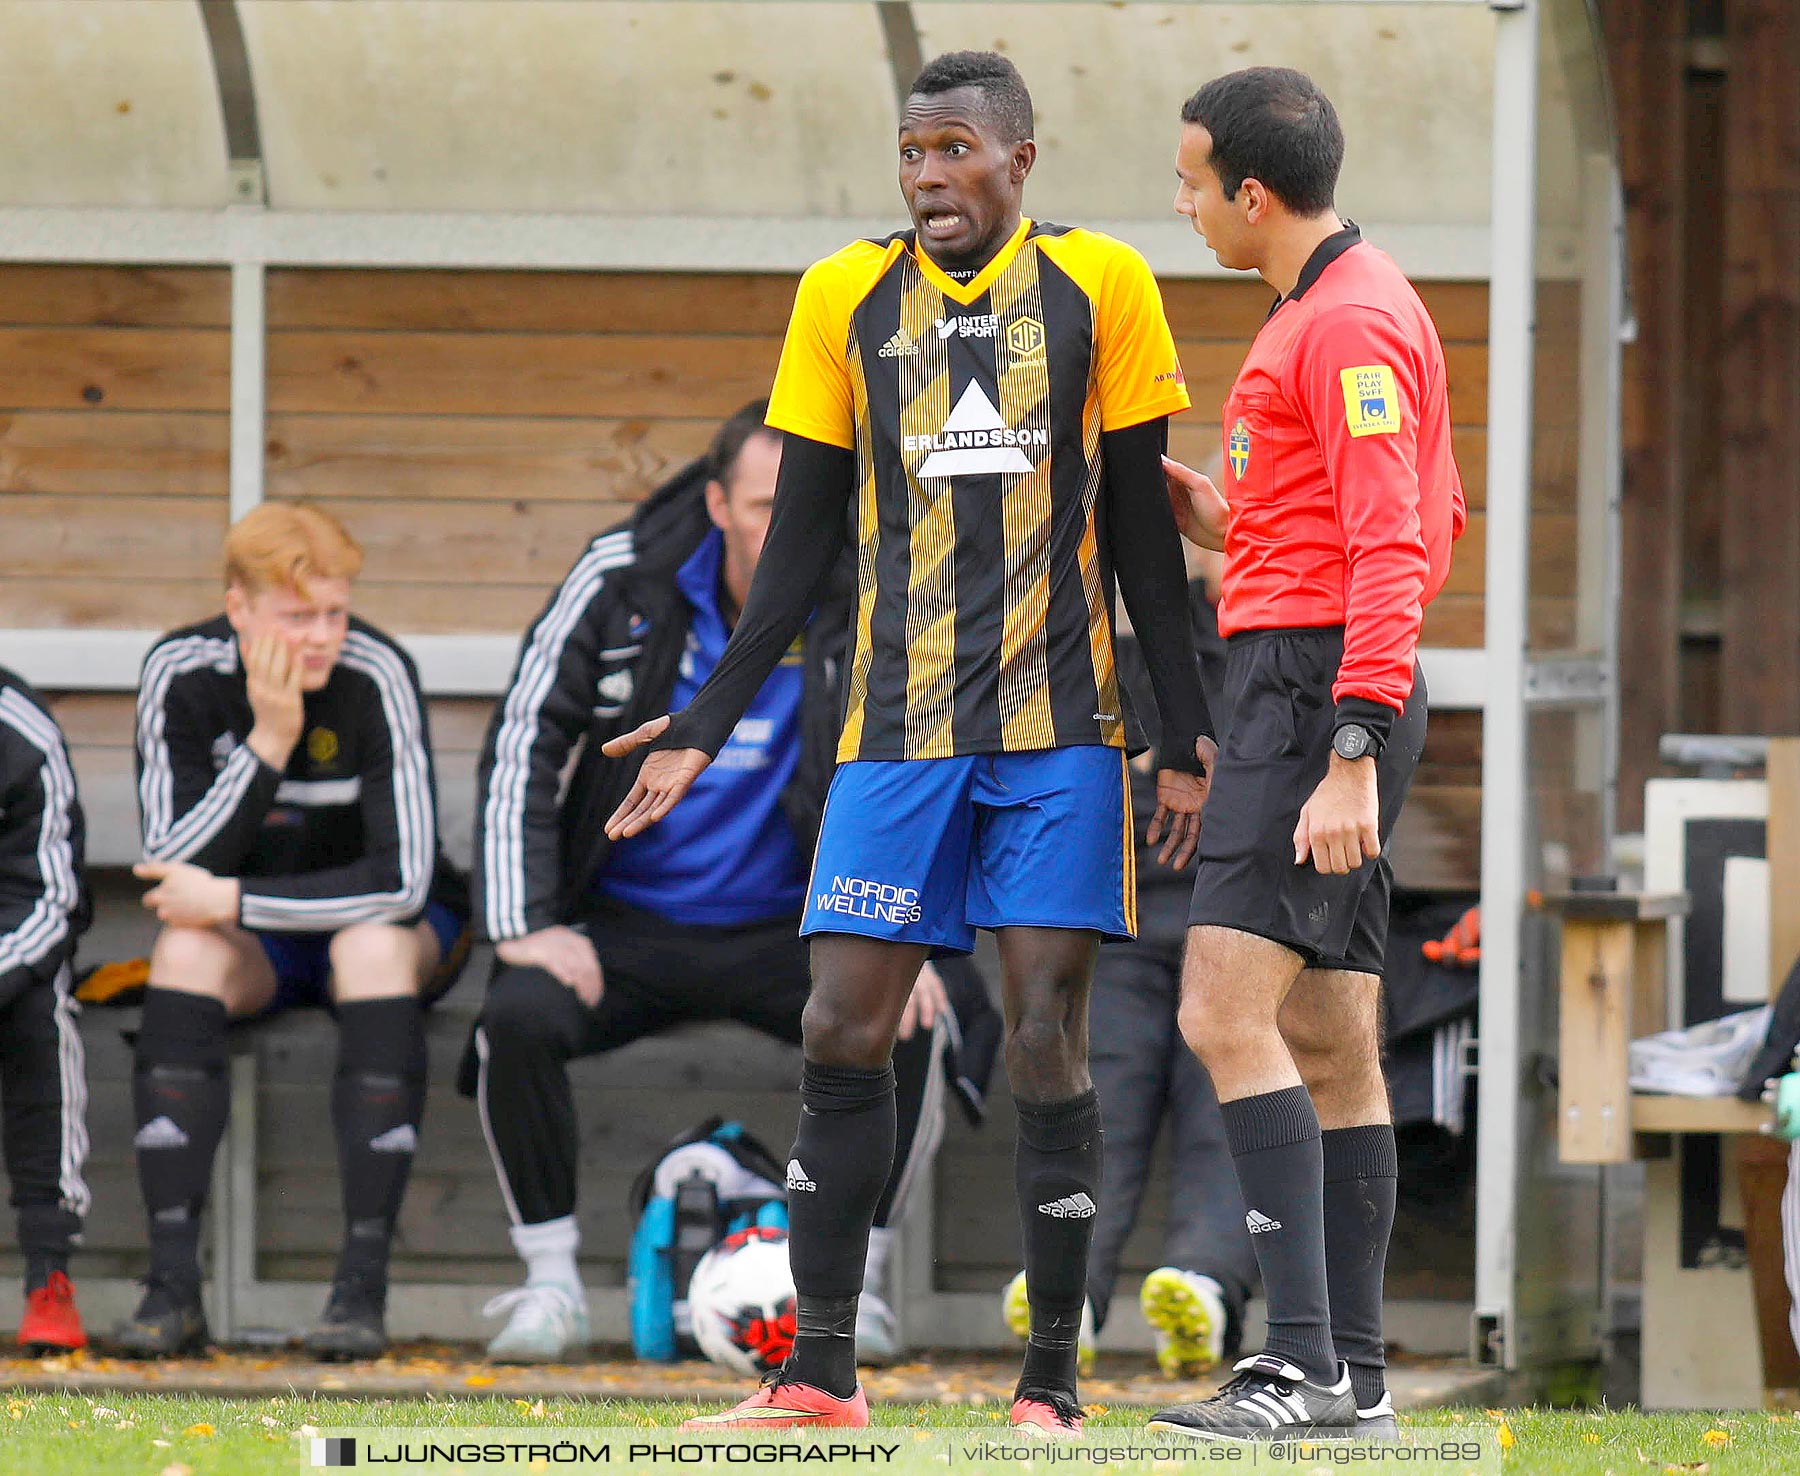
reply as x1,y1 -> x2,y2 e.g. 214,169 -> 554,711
683,1374 -> 869,1429
18,1271 -> 87,1352
1011,1388 -> 1084,1439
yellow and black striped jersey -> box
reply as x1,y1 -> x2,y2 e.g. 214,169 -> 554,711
766,218 -> 1191,763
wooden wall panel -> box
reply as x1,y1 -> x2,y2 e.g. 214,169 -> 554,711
253,266 -> 1490,658
1719,0 -> 1800,733
0,266 -> 229,634
1608,0 -> 1688,828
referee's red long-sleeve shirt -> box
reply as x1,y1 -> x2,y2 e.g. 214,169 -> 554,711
1216,225 -> 1466,720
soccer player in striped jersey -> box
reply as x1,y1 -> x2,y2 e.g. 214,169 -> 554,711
120,504 -> 468,1360
0,666 -> 92,1351
605,52 -> 1214,1435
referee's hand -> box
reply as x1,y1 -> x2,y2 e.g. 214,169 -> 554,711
1162,455 -> 1230,552
1294,755 -> 1381,875
602,715 -> 711,838
1146,736 -> 1217,871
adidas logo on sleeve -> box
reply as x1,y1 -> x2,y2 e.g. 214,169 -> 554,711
1246,1209 -> 1283,1234
786,1160 -> 817,1193
1038,1192 -> 1098,1219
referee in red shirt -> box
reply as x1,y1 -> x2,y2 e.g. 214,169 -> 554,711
1148,69 -> 1465,1444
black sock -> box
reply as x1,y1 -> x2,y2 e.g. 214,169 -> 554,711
331,997 -> 426,1292
1322,1124 -> 1398,1409
1014,1090 -> 1103,1398
783,1060 -> 895,1398
1220,1085 -> 1336,1384
18,1204 -> 77,1294
133,988 -> 230,1290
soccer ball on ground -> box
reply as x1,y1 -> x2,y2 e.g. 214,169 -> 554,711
688,1225 -> 797,1376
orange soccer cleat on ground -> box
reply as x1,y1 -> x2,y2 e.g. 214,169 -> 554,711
682,1373 -> 870,1430
18,1271 -> 86,1352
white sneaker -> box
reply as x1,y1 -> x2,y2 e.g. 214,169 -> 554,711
1139,1267 -> 1227,1378
1000,1269 -> 1096,1376
482,1282 -> 589,1363
857,1290 -> 901,1365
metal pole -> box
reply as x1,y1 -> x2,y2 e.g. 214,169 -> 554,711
228,258 -> 266,521
1474,0 -> 1539,1371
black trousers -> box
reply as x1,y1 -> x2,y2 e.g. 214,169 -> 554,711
1085,936 -> 1257,1331
473,902 -> 948,1232
0,960 -> 89,1253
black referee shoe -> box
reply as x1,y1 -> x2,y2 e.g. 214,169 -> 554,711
304,1273 -> 389,1361
1148,1354 -> 1356,1443
113,1275 -> 209,1358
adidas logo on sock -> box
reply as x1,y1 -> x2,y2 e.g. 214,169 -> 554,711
1038,1193 -> 1097,1219
877,329 -> 919,358
786,1160 -> 817,1193
368,1124 -> 418,1154
134,1116 -> 190,1150
1245,1209 -> 1283,1234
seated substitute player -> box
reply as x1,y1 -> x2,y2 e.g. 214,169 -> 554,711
467,400 -> 981,1365
1002,538 -> 1258,1381
1150,69 -> 1466,1442
605,52 -> 1214,1435
0,666 -> 93,1351
120,503 -> 469,1360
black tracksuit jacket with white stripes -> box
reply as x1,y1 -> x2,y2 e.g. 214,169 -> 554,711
135,616 -> 465,933
0,667 -> 89,1008
474,461 -> 852,943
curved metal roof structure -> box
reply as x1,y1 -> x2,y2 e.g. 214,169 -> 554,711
0,0 -> 1605,277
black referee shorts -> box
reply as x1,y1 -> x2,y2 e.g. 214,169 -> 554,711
1187,626 -> 1427,977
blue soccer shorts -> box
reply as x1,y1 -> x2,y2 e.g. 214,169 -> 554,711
255,900 -> 467,1014
801,745 -> 1135,953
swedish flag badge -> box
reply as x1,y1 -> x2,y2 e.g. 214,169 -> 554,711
1227,418 -> 1252,480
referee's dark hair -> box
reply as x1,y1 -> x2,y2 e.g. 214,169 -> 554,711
706,398 -> 776,497
908,51 -> 1034,144
1181,67 -> 1343,217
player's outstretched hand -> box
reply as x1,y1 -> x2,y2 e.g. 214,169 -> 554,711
1146,735 -> 1217,871
601,715 -> 711,838
1294,755 -> 1380,875
1162,455 -> 1229,552
496,925 -> 604,1008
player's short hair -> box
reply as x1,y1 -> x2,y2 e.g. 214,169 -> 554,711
707,398 -> 778,497
1180,67 -> 1343,217
907,50 -> 1034,145
224,501 -> 364,595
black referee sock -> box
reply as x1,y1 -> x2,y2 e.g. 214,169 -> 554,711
1014,1090 -> 1103,1397
1322,1124 -> 1398,1410
132,988 -> 231,1290
331,997 -> 427,1291
1220,1085 -> 1337,1385
783,1060 -> 895,1398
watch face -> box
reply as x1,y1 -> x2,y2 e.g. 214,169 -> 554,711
1334,725 -> 1371,760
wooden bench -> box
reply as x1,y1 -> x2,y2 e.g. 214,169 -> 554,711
0,689 -> 1485,1356
1551,739 -> 1800,1408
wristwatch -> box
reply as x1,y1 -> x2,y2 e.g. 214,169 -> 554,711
1332,722 -> 1377,762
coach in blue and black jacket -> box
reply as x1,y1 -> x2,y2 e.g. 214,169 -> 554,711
466,400 -> 996,1366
